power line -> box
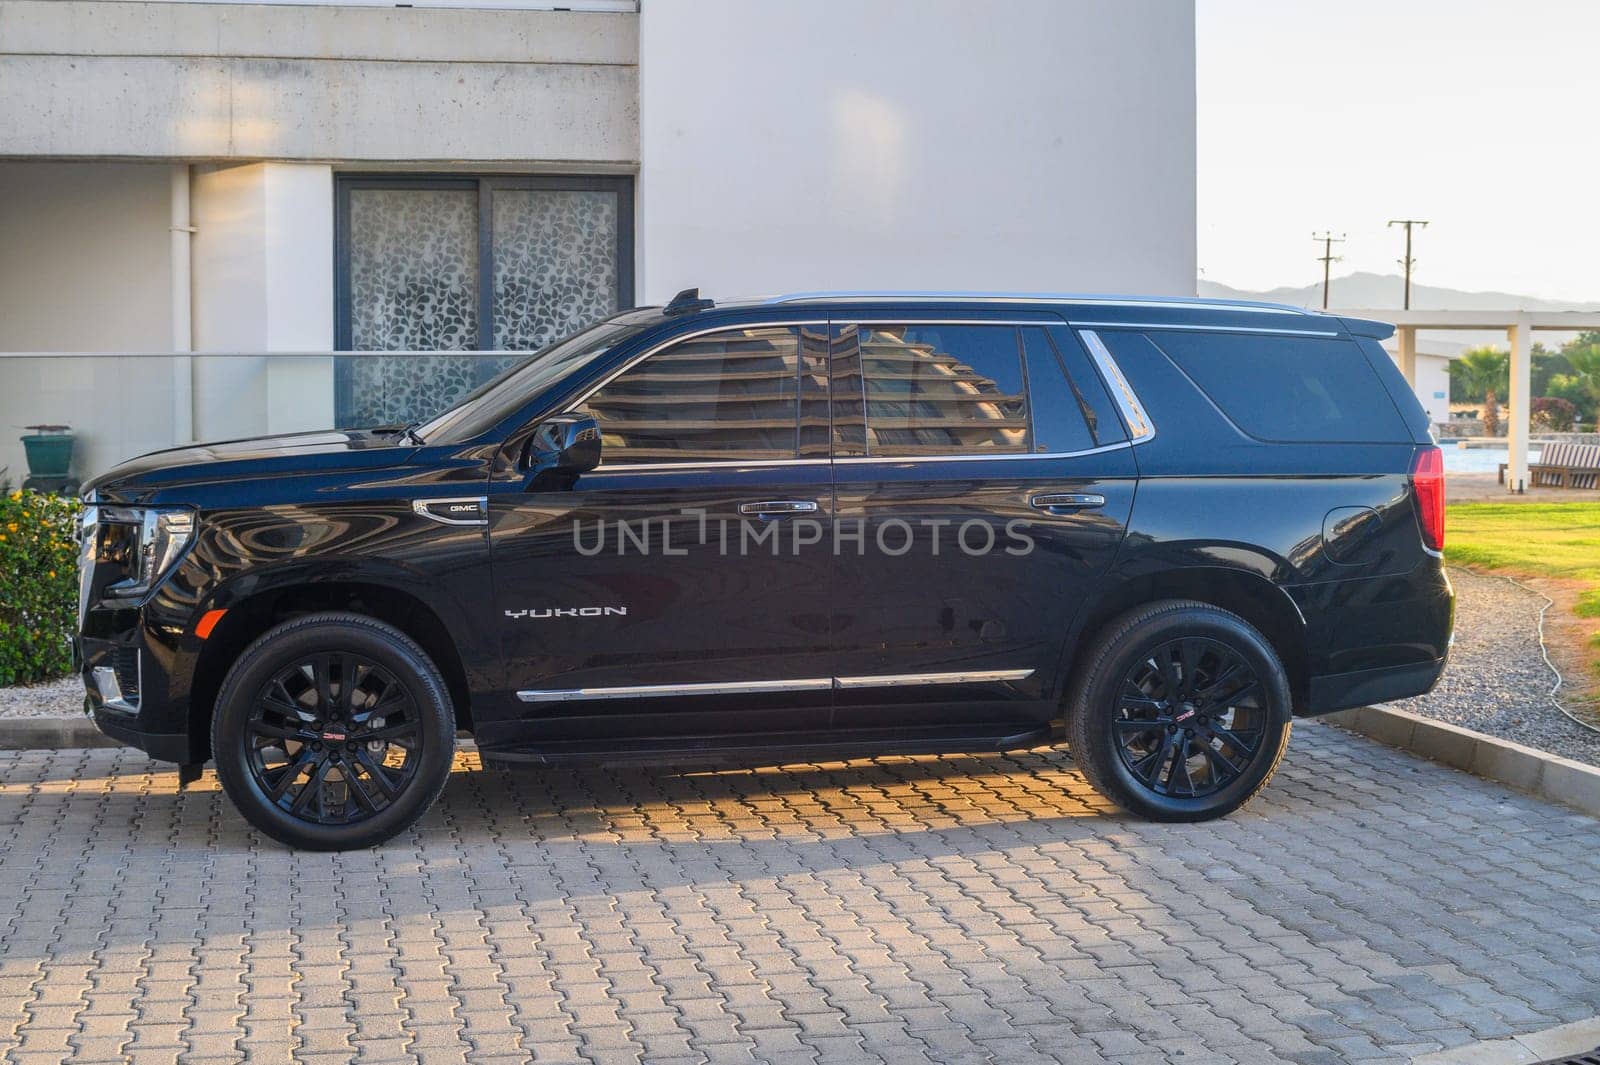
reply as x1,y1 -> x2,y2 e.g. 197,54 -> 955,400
1387,219 -> 1429,309
1312,231 -> 1345,309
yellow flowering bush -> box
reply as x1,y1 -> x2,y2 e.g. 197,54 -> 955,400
0,489 -> 81,685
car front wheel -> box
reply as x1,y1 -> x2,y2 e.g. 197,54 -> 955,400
1067,600 -> 1292,821
212,612 -> 456,850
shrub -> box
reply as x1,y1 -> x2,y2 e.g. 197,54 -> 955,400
0,490 -> 82,686
1530,396 -> 1579,432
1546,374 -> 1599,426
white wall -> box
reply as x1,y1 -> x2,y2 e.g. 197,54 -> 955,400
0,162 -> 178,482
1416,353 -> 1451,426
637,0 -> 1197,302
191,162 -> 335,441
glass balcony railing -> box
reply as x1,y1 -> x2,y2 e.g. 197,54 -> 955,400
0,351 -> 538,488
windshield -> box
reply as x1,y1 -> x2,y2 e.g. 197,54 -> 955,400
414,309 -> 664,444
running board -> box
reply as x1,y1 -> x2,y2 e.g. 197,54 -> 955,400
478,726 -> 1056,767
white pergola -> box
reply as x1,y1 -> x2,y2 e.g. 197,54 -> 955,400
1329,308 -> 1600,492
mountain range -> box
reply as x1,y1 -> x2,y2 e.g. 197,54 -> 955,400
1198,272 -> 1599,352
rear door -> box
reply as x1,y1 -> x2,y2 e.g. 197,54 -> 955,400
827,314 -> 1139,740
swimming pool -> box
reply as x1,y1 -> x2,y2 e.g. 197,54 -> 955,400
1440,445 -> 1540,474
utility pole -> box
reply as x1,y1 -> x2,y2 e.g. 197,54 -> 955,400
1388,218 -> 1429,309
1312,231 -> 1345,309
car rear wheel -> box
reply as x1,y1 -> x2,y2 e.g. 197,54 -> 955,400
212,612 -> 456,850
1067,600 -> 1291,821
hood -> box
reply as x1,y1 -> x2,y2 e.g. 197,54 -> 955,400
84,429 -> 417,502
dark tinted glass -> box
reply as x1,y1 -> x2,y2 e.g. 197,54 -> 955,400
1044,326 -> 1128,445
1147,330 -> 1410,443
579,326 -> 800,463
798,325 -> 831,457
834,325 -> 1028,457
1021,327 -> 1094,452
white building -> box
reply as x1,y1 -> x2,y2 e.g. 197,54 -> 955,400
0,0 -> 1198,481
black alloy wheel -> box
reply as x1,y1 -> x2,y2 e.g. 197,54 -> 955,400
245,652 -> 422,825
1067,600 -> 1292,821
1111,637 -> 1267,799
213,613 -> 455,850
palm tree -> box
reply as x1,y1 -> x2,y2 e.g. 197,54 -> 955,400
1453,347 -> 1511,435
1567,344 -> 1600,397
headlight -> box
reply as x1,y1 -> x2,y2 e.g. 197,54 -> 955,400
84,505 -> 197,599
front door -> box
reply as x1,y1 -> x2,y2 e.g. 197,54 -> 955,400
483,322 -> 837,752
828,318 -> 1139,740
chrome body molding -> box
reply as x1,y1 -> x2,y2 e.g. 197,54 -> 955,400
412,497 -> 489,526
518,679 -> 833,703
90,653 -> 139,714
831,669 -> 1035,689
516,669 -> 1035,703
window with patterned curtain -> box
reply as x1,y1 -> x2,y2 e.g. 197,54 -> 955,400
336,176 -> 633,429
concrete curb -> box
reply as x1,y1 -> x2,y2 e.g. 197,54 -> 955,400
0,717 -> 123,751
1326,705 -> 1600,820
1410,1015 -> 1600,1063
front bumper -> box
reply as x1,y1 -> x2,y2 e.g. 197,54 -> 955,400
79,610 -> 197,763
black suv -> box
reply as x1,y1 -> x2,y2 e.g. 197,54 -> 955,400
78,291 -> 1453,849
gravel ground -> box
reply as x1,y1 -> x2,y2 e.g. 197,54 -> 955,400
1394,565 -> 1600,768
0,676 -> 82,719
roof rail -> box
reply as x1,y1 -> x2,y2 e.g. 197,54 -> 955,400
761,291 -> 1314,316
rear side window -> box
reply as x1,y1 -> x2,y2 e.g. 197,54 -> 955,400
1023,327 -> 1128,450
832,324 -> 1029,457
1145,330 -> 1410,443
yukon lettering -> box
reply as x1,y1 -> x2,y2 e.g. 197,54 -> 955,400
505,607 -> 629,620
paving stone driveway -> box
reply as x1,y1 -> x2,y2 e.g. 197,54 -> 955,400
1,722 -> 1598,1065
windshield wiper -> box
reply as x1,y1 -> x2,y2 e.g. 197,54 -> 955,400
400,421 -> 426,446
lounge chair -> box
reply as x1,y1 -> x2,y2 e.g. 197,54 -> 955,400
1499,442 -> 1600,488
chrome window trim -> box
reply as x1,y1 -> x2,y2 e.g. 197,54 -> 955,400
832,669 -> 1035,689
592,457 -> 832,472
518,679 -> 833,703
587,441 -> 1133,474
1068,321 -> 1341,338
832,442 -> 1131,466
516,669 -> 1035,703
1077,330 -> 1155,443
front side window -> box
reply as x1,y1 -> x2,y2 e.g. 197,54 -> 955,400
578,327 -> 817,465
832,324 -> 1029,457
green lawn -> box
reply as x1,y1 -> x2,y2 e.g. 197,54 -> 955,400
1447,502 -> 1600,686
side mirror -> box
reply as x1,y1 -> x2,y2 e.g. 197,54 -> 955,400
526,413 -> 602,476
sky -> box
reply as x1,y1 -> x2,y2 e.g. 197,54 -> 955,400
1197,0 -> 1600,301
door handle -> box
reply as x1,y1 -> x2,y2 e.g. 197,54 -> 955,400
739,499 -> 819,517
1030,492 -> 1106,512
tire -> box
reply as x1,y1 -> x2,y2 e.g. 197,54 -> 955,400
1066,600 -> 1291,822
212,612 -> 456,850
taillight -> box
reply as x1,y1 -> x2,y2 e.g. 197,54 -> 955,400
1411,446 -> 1445,551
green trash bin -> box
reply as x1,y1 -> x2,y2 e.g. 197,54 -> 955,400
21,429 -> 74,479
